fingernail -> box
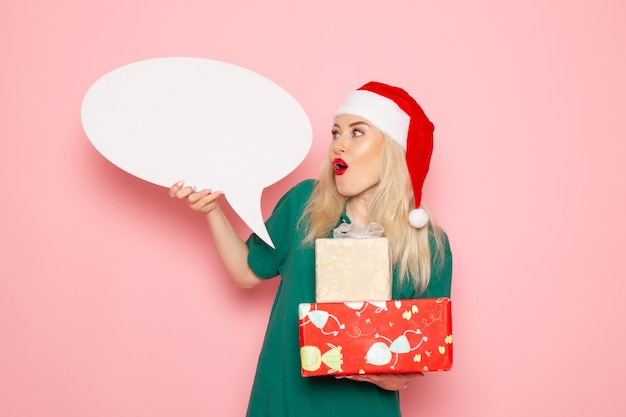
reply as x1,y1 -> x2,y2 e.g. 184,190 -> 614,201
213,190 -> 223,196
202,189 -> 213,195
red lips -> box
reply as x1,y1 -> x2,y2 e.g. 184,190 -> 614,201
333,158 -> 348,175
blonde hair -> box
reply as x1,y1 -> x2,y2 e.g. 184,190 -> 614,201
300,136 -> 446,294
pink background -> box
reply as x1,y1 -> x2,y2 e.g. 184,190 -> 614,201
2,1 -> 625,416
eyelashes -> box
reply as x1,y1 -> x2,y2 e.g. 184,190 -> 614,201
331,128 -> 364,139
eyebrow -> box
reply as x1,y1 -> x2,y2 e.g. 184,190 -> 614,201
349,121 -> 371,127
333,120 -> 372,129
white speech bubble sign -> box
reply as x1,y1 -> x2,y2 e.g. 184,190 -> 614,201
81,57 -> 313,248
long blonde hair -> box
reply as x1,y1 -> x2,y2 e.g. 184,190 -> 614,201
300,136 -> 446,294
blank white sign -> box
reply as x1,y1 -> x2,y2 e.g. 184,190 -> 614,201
81,57 -> 312,247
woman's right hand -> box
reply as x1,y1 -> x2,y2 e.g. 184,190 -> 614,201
169,180 -> 263,289
168,181 -> 223,215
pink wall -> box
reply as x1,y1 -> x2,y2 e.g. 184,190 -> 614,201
2,1 -> 625,416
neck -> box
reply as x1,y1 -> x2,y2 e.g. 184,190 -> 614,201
346,197 -> 370,228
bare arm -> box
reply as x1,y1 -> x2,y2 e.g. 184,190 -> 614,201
169,181 -> 264,289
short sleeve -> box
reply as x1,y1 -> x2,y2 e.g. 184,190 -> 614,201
422,231 -> 453,298
246,180 -> 315,279
391,230 -> 453,299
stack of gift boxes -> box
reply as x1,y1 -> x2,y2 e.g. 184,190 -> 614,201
298,224 -> 452,376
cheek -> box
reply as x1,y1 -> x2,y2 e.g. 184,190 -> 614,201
363,144 -> 383,167
327,142 -> 338,159
354,153 -> 382,182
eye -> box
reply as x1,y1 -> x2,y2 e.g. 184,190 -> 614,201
331,129 -> 340,139
353,128 -> 364,137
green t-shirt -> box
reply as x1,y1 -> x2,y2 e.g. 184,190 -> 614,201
245,179 -> 452,417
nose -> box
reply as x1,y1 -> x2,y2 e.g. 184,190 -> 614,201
332,133 -> 348,154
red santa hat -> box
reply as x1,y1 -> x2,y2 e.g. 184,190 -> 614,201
335,81 -> 434,228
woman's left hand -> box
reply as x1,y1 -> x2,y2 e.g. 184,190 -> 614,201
338,372 -> 423,391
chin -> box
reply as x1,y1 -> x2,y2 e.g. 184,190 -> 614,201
334,179 -> 350,196
334,185 -> 351,198
334,185 -> 359,198
335,180 -> 380,199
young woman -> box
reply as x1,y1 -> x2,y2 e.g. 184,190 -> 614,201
170,82 -> 452,417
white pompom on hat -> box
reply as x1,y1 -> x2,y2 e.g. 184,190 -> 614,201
335,81 -> 434,228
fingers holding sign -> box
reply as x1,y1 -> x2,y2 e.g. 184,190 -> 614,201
169,181 -> 223,215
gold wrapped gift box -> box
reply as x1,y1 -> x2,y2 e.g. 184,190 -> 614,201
315,238 -> 392,302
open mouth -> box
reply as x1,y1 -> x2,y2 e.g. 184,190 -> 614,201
333,158 -> 348,175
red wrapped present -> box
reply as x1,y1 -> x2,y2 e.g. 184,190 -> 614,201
298,298 -> 452,376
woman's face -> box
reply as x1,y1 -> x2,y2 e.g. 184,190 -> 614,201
329,114 -> 385,199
